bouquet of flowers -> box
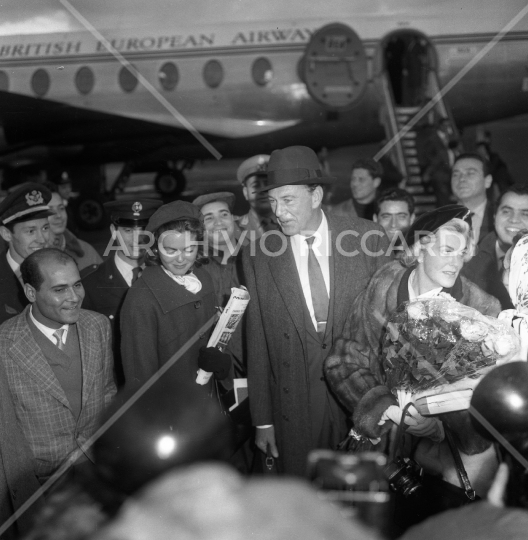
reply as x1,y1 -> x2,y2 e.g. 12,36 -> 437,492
382,295 -> 520,414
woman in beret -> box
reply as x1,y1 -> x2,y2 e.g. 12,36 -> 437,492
324,205 -> 504,524
325,204 -> 501,439
120,201 -> 230,395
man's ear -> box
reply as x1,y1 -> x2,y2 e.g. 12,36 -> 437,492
110,223 -> 117,235
373,214 -> 378,223
23,283 -> 36,303
242,184 -> 249,202
484,174 -> 493,190
410,213 -> 416,225
373,177 -> 382,189
0,225 -> 12,243
311,185 -> 324,208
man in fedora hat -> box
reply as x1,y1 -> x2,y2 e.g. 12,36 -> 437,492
242,145 -> 390,476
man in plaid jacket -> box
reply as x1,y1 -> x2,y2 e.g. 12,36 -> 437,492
0,248 -> 116,484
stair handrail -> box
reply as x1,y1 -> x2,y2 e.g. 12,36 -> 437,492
378,74 -> 409,182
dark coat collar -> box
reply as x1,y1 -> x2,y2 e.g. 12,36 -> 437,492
397,266 -> 464,305
140,265 -> 214,313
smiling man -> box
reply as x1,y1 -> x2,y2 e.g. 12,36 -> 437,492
0,183 -> 53,325
462,185 -> 528,309
242,146 -> 389,476
451,153 -> 494,244
0,248 -> 116,484
373,188 -> 416,252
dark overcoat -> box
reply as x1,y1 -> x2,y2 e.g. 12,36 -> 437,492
120,264 -> 216,393
324,260 -> 502,439
82,256 -> 130,386
242,213 -> 390,476
461,231 -> 513,310
0,253 -> 28,325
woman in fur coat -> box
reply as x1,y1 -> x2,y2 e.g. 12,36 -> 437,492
325,206 -> 503,515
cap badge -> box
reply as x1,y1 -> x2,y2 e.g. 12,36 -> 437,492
26,190 -> 44,206
132,201 -> 142,216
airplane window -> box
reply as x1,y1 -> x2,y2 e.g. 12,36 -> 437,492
159,62 -> 179,91
75,66 -> 95,95
252,57 -> 273,86
31,69 -> 50,97
119,66 -> 138,93
203,60 -> 224,89
0,71 -> 8,91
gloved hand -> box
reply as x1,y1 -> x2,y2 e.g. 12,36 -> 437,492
379,404 -> 444,442
198,347 -> 231,380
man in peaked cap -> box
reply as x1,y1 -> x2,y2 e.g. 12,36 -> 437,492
82,199 -> 162,387
0,183 -> 53,325
242,145 -> 390,476
236,154 -> 279,239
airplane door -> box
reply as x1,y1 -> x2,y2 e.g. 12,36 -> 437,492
381,31 -> 435,108
299,23 -> 368,110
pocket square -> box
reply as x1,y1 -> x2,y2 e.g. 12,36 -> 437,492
5,305 -> 18,315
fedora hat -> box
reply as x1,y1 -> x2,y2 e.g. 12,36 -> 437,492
257,146 -> 335,192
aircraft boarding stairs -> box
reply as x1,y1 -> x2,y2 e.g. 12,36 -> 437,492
377,70 -> 461,215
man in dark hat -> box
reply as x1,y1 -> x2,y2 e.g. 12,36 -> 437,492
82,199 -> 162,387
236,155 -> 279,238
242,145 -> 390,476
0,183 -> 53,325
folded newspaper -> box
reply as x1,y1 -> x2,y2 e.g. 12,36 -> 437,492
196,286 -> 250,385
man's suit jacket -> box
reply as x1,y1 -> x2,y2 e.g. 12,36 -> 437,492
461,231 -> 514,310
477,199 -> 495,246
242,213 -> 390,475
82,256 -> 130,386
0,307 -> 116,480
0,252 -> 28,325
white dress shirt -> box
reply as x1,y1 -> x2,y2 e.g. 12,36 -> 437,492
29,305 -> 69,346
114,252 -> 139,287
290,211 -> 331,332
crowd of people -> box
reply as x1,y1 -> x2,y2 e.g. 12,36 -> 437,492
0,144 -> 527,539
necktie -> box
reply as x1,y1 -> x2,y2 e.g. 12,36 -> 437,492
53,329 -> 65,351
131,267 -> 142,284
306,236 -> 329,338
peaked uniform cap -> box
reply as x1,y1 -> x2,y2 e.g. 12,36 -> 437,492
236,155 -> 270,184
104,199 -> 163,227
0,182 -> 53,225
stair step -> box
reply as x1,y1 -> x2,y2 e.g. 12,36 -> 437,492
395,107 -> 421,114
401,131 -> 417,139
406,157 -> 419,165
405,185 -> 425,195
414,194 -> 437,204
402,139 -> 416,147
404,148 -> 418,156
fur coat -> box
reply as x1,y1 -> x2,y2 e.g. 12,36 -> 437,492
324,260 -> 502,439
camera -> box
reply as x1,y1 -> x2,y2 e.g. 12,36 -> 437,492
384,457 -> 422,498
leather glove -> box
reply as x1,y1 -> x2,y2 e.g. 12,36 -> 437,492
379,404 -> 445,442
198,347 -> 231,380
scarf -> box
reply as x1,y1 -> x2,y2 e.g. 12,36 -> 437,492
161,266 -> 202,294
